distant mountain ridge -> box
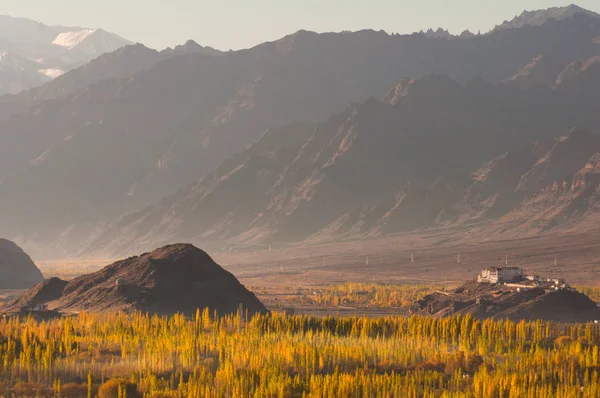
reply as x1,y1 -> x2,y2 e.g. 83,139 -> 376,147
0,15 -> 131,95
413,4 -> 599,39
495,4 -> 600,31
163,40 -> 224,57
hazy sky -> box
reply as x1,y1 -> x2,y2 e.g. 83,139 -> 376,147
2,0 -> 600,50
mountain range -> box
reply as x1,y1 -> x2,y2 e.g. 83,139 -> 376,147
494,4 -> 599,31
0,6 -> 600,259
83,68 -> 600,257
0,15 -> 131,95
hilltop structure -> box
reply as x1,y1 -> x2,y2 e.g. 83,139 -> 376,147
410,268 -> 596,322
22,303 -> 48,312
477,267 -> 523,283
477,266 -> 573,291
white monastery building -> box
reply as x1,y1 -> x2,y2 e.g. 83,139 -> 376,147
477,267 -> 523,283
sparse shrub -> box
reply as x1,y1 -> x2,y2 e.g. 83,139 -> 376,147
13,381 -> 34,397
556,335 -> 573,346
61,382 -> 89,397
77,350 -> 93,362
465,353 -> 484,373
13,381 -> 47,397
376,360 -> 404,373
98,378 -> 140,398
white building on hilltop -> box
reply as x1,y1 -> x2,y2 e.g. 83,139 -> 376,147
22,303 -> 48,312
477,267 -> 523,283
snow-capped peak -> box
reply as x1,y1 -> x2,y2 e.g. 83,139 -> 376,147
39,68 -> 65,79
52,29 -> 96,49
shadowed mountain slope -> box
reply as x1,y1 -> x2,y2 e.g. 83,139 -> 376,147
0,239 -> 43,288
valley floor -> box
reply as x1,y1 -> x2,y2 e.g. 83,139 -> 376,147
31,229 -> 600,316
219,229 -> 600,289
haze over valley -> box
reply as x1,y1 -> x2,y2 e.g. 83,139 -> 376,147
3,3 -> 600,396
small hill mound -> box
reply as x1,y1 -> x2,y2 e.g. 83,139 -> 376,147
498,289 -> 599,322
0,239 -> 44,288
410,280 -> 600,322
4,244 -> 267,317
2,277 -> 67,312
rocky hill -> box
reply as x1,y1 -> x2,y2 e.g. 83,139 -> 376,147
2,12 -> 600,259
2,244 -> 267,316
0,239 -> 43,288
410,280 -> 600,322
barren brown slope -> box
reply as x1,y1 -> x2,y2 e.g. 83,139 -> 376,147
5,244 -> 267,316
3,14 -> 600,259
451,128 -> 600,224
452,128 -> 600,240
503,54 -> 568,89
469,162 -> 600,239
